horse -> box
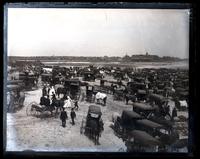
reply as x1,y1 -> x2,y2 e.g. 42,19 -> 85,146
51,98 -> 65,115
54,84 -> 66,98
85,119 -> 100,145
95,92 -> 107,106
124,94 -> 137,105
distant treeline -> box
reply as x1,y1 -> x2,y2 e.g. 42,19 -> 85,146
8,54 -> 187,63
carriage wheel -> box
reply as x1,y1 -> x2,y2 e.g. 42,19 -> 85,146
26,101 -> 38,116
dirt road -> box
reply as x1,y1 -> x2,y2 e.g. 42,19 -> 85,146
6,88 -> 128,152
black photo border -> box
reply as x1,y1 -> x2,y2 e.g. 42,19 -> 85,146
2,2 -> 197,159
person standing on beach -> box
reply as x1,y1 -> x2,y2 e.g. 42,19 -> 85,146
70,108 -> 76,125
60,108 -> 68,127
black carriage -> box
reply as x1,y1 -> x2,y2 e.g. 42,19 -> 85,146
41,73 -> 52,83
132,102 -> 157,118
135,119 -> 179,145
7,84 -> 25,113
24,75 -> 38,90
149,93 -> 167,107
86,85 -> 95,102
136,89 -> 147,101
125,130 -> 162,152
26,101 -> 55,117
113,110 -> 143,138
80,105 -> 104,145
83,71 -> 95,81
64,79 -> 81,100
52,74 -> 65,85
127,82 -> 146,95
113,89 -> 124,101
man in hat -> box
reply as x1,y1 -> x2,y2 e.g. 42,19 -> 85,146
60,107 -> 68,127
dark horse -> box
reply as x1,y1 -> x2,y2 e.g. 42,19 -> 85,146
124,94 -> 137,105
85,119 -> 103,145
51,98 -> 65,116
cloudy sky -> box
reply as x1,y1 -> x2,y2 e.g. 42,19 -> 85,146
7,8 -> 189,58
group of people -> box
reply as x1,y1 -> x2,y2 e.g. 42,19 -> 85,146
40,84 -> 79,127
60,107 -> 76,127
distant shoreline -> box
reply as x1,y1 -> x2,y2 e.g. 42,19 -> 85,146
41,61 -> 189,69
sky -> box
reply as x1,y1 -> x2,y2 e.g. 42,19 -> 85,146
7,8 -> 190,58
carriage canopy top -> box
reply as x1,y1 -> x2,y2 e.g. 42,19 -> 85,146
149,94 -> 167,102
132,102 -> 156,111
129,130 -> 162,147
136,119 -> 163,129
121,110 -> 143,121
88,105 -> 102,116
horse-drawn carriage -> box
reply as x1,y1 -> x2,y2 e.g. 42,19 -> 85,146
82,71 -> 96,81
136,89 -> 147,101
127,82 -> 146,95
86,85 -> 95,102
125,130 -> 162,152
113,110 -> 143,138
113,89 -> 124,101
135,119 -> 179,146
64,79 -> 81,100
132,102 -> 157,118
26,101 -> 55,117
149,93 -> 167,107
41,73 -> 52,84
24,75 -> 38,90
80,105 -> 104,145
7,84 -> 25,113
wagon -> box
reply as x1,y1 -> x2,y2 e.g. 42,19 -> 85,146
82,71 -> 95,81
136,89 -> 147,101
113,89 -> 124,101
149,93 -> 167,107
127,82 -> 146,94
80,105 -> 104,145
7,84 -> 25,113
86,85 -> 95,102
26,101 -> 55,117
125,130 -> 162,152
41,73 -> 52,83
135,119 -> 179,145
132,102 -> 157,118
113,110 -> 143,138
64,79 -> 81,100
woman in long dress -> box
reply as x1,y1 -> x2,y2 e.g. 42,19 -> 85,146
63,96 -> 72,109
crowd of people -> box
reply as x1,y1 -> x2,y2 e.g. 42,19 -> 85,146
40,83 -> 78,127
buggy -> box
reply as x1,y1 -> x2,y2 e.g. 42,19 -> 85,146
26,101 -> 55,117
80,105 -> 104,145
41,73 -> 52,84
7,84 -> 25,113
113,89 -> 124,101
132,102 -> 157,118
125,130 -> 162,152
149,93 -> 167,107
113,110 -> 143,138
86,85 -> 95,102
64,79 -> 81,100
135,119 -> 179,145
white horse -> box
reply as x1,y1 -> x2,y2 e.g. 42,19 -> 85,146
95,92 -> 107,106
